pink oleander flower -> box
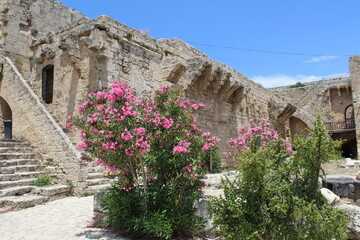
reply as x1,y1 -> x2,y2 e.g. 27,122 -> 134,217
120,128 -> 133,141
156,85 -> 170,94
198,103 -> 206,108
98,130 -> 105,135
134,127 -> 146,135
76,140 -> 88,150
66,122 -> 73,129
189,114 -> 196,123
173,140 -> 191,154
87,117 -> 97,124
201,143 -> 211,151
105,133 -> 114,138
125,147 -> 135,156
173,146 -> 190,154
191,104 -> 199,110
161,117 -> 173,129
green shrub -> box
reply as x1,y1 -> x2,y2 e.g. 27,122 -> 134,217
289,82 -> 306,88
31,175 -> 52,187
209,117 -> 349,240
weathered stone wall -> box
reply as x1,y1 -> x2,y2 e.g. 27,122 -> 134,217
329,86 -> 353,121
0,0 -> 87,57
0,56 -> 87,193
350,56 -> 360,157
271,76 -> 352,124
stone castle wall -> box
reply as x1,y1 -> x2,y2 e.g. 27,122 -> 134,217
350,56 -> 360,156
0,0 -> 87,57
271,76 -> 352,123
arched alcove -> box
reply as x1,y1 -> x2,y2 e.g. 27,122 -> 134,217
0,96 -> 12,139
289,116 -> 309,140
345,104 -> 354,120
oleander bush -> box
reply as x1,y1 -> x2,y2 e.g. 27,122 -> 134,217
69,81 -> 219,239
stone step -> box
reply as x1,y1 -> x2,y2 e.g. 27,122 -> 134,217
0,141 -> 30,148
87,166 -> 104,173
0,165 -> 45,174
32,185 -> 69,197
0,153 -> 37,160
0,195 -> 48,208
87,172 -> 104,179
0,147 -> 34,153
0,159 -> 39,167
0,185 -> 34,197
86,178 -> 111,186
0,171 -> 41,181
0,178 -> 36,190
85,183 -> 111,195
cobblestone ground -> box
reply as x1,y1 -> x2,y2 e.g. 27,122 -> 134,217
0,196 -> 129,240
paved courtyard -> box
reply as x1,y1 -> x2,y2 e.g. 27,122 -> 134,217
0,196 -> 128,240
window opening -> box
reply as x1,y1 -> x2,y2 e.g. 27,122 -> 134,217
42,65 -> 54,104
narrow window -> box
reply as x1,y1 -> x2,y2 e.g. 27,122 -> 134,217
42,65 -> 54,104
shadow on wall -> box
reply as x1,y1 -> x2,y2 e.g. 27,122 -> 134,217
289,116 -> 309,140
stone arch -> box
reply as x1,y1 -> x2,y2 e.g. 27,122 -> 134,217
289,116 -> 309,140
345,104 -> 354,120
41,64 -> 54,104
0,96 -> 12,139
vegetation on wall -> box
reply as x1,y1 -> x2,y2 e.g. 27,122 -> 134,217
289,82 -> 307,88
31,175 -> 52,187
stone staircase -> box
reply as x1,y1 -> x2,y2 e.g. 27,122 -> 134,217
84,163 -> 113,195
69,135 -> 113,194
0,139 -> 69,210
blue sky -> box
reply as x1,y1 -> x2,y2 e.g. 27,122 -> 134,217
59,0 -> 358,88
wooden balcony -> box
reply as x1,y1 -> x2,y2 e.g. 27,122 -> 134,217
325,119 -> 355,131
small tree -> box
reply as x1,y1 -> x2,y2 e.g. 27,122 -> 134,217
209,118 -> 348,240
69,81 -> 220,239
292,116 -> 342,201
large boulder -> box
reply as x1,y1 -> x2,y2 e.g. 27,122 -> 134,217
337,204 -> 360,239
320,187 -> 340,205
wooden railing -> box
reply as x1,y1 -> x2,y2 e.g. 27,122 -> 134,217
325,119 -> 355,131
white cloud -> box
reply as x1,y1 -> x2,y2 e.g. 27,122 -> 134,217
251,73 -> 347,88
304,55 -> 337,63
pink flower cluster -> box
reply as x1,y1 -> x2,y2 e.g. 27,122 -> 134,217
228,118 -> 292,154
173,140 -> 192,154
181,164 -> 202,180
202,134 -> 221,151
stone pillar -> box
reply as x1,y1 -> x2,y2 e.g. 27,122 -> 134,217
350,56 -> 360,159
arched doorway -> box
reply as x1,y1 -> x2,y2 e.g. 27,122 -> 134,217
345,104 -> 354,120
345,104 -> 355,129
0,97 -> 12,139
